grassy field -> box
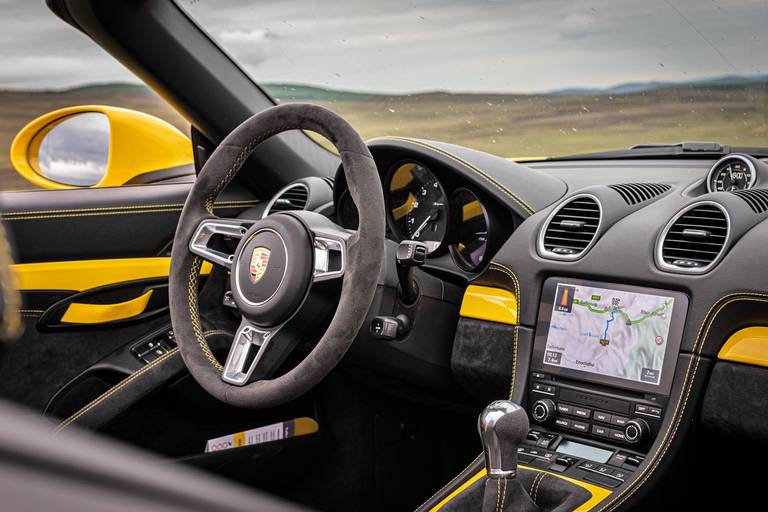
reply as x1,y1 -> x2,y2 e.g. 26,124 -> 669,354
1,83 -> 766,191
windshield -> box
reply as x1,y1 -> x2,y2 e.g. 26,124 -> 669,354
184,0 -> 767,159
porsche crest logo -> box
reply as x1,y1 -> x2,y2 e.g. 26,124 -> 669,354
249,247 -> 271,283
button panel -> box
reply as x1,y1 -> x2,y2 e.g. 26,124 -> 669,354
131,329 -> 177,364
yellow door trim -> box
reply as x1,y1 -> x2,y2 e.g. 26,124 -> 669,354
718,326 -> 768,367
11,257 -> 212,292
460,285 -> 518,325
430,467 -> 611,511
61,290 -> 154,324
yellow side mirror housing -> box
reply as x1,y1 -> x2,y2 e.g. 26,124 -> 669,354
10,105 -> 194,189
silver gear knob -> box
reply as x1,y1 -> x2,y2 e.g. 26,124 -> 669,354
478,400 -> 529,478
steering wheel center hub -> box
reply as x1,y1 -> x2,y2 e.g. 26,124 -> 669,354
230,215 -> 313,327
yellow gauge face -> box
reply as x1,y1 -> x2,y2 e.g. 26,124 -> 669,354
387,162 -> 448,253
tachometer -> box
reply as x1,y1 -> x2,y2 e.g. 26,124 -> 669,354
707,155 -> 756,192
450,188 -> 489,270
387,162 -> 448,253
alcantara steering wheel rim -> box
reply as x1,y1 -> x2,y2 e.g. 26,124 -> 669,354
168,103 -> 385,408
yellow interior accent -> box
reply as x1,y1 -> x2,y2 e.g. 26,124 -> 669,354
460,285 -> 518,325
11,257 -> 212,292
10,105 -> 193,190
506,156 -> 548,162
293,417 -> 320,436
718,326 -> 768,367
389,162 -> 416,191
430,467 -> 612,512
391,192 -> 417,220
462,199 -> 483,221
60,290 -> 154,324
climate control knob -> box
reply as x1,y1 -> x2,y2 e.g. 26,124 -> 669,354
624,418 -> 650,444
531,399 -> 556,424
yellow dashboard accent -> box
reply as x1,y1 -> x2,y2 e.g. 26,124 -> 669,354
718,326 -> 768,367
506,156 -> 548,162
430,467 -> 612,511
60,290 -> 154,324
10,105 -> 192,190
11,257 -> 212,292
460,285 -> 518,325
391,192 -> 417,221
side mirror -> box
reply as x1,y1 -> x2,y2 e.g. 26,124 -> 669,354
10,105 -> 194,189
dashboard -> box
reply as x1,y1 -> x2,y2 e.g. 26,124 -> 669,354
264,138 -> 768,507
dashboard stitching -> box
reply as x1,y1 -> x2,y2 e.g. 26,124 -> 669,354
488,262 -> 521,399
599,292 -> 768,511
384,137 -> 536,216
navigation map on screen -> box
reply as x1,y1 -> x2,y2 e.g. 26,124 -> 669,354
543,283 -> 675,386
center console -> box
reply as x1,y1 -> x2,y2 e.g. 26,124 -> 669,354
521,277 -> 689,488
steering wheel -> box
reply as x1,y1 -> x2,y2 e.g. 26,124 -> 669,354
168,104 -> 385,408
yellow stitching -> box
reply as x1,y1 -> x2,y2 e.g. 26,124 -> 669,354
55,347 -> 180,432
2,201 -> 259,222
496,478 -> 501,512
188,257 -> 224,371
533,473 -> 547,504
529,472 -> 543,496
599,292 -> 768,511
489,262 -> 521,399
384,137 -> 535,215
1,200 -> 258,217
499,476 -> 507,511
18,309 -> 44,314
202,330 -> 234,338
415,454 -> 483,511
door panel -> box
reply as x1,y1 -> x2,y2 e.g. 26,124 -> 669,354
0,180 -> 259,412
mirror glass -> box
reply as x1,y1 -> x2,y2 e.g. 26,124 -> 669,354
33,112 -> 110,186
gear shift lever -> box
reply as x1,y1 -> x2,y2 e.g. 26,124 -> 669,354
477,401 -> 538,512
478,400 -> 529,479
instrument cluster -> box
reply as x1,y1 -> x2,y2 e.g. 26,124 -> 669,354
337,159 -> 498,272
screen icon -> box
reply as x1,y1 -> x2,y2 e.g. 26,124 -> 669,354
555,285 -> 575,313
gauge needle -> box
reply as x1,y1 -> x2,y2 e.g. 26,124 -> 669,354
413,211 -> 437,238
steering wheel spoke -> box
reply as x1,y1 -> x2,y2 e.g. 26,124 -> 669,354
189,217 -> 254,269
221,318 -> 284,385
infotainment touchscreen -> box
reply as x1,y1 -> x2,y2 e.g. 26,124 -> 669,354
533,278 -> 688,395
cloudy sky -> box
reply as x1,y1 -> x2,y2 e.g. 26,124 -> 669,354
1,0 -> 767,93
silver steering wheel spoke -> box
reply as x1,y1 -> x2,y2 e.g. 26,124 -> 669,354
222,318 -> 284,386
189,217 -> 255,269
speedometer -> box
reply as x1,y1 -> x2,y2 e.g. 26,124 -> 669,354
387,161 -> 448,253
707,155 -> 756,192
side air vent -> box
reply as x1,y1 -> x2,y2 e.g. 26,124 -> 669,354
609,183 -> 671,205
732,188 -> 768,214
263,183 -> 309,217
657,201 -> 729,273
538,194 -> 602,260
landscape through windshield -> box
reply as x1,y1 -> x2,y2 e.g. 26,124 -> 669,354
185,0 -> 768,159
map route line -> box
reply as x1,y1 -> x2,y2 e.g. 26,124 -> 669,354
572,298 -> 672,326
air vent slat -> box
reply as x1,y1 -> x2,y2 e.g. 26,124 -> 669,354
265,184 -> 309,216
609,183 -> 671,205
539,195 -> 601,260
658,202 -> 729,273
732,188 -> 768,214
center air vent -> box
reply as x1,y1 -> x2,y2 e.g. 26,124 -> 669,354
538,194 -> 602,260
263,183 -> 309,218
609,183 -> 671,205
657,201 -> 729,273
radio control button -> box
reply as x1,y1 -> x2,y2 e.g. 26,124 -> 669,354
556,403 -> 573,415
593,411 -> 611,423
570,421 -> 589,433
554,417 -> 571,429
573,406 -> 591,418
532,399 -> 556,424
592,425 -> 610,438
610,415 -> 629,427
624,418 -> 650,444
609,429 -> 627,442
